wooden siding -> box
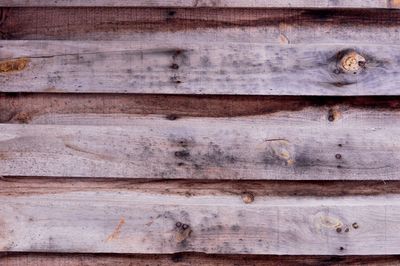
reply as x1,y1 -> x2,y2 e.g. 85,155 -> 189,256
1,3 -> 400,264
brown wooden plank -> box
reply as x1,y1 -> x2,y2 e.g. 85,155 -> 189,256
1,252 -> 400,266
1,178 -> 400,254
2,8 -> 400,44
1,177 -> 399,197
2,93 -> 400,124
0,0 -> 398,8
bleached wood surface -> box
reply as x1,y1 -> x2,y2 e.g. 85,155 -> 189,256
1,185 -> 400,254
1,41 -> 400,95
0,107 -> 399,179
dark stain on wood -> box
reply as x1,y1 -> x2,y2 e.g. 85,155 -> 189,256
172,138 -> 237,170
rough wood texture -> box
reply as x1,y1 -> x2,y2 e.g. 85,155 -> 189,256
1,41 -> 399,95
2,93 -> 400,124
2,8 -> 400,45
2,177 -> 399,197
1,178 -> 400,255
0,0 -> 398,8
1,104 -> 399,179
2,2 -> 400,261
2,253 -> 400,266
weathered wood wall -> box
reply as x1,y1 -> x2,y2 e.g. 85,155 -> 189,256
1,2 -> 400,265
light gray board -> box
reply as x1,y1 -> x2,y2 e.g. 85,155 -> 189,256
0,108 -> 398,180
1,190 -> 400,254
1,41 -> 399,95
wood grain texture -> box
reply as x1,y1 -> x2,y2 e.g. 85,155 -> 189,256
1,177 -> 399,198
2,93 -> 400,124
1,179 -> 400,255
2,253 -> 400,266
0,0 -> 398,8
2,8 -> 400,45
0,106 -> 399,179
1,41 -> 399,95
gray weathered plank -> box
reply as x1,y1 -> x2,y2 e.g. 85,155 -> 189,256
1,41 -> 400,95
1,186 -> 400,254
0,0 -> 397,8
0,107 -> 398,179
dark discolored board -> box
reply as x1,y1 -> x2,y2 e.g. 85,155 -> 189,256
0,0 -> 399,8
2,253 -> 400,266
2,8 -> 400,44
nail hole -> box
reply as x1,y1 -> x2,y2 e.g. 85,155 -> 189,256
166,114 -> 178,120
170,63 -> 179,70
182,224 -> 189,230
167,10 -> 176,16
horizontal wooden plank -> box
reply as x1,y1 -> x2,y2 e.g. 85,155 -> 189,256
3,93 -> 400,124
2,253 -> 400,266
0,0 -> 398,8
3,177 -> 400,197
1,105 -> 399,179
2,8 -> 400,45
1,178 -> 400,254
1,41 -> 399,95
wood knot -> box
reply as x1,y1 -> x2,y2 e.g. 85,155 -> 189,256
175,222 -> 192,243
241,192 -> 255,204
339,51 -> 366,74
328,108 -> 341,122
0,58 -> 29,73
